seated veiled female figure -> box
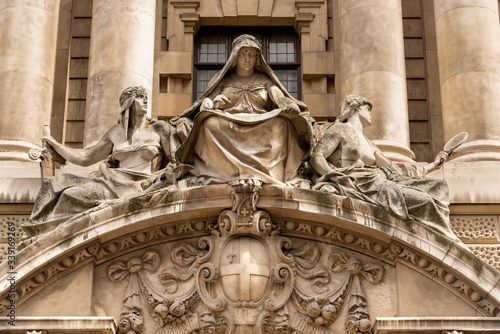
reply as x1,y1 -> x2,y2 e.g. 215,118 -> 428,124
310,95 -> 459,241
24,86 -> 189,238
172,34 -> 312,185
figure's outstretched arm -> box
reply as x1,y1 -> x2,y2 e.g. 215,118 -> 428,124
374,149 -> 393,168
41,129 -> 114,167
424,151 -> 449,173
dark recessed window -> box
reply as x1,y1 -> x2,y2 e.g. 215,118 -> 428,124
194,27 -> 301,100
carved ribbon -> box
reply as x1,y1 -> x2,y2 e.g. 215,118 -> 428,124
329,252 -> 384,334
108,251 -> 161,334
108,251 -> 160,282
285,242 -> 330,293
330,252 -> 384,284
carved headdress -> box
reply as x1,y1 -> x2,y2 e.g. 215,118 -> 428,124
337,95 -> 373,123
171,34 -> 308,122
118,86 -> 149,138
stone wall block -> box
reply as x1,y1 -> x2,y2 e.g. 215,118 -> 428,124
450,215 -> 499,242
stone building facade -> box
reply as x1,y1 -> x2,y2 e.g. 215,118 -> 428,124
1,0 -> 500,333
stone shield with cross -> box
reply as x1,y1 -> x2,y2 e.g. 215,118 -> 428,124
220,236 -> 271,304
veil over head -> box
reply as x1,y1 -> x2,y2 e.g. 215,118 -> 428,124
171,34 -> 308,122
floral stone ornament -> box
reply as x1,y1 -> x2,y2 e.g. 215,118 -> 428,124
108,180 -> 385,334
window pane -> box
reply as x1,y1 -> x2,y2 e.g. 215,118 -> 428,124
196,69 -> 219,98
274,69 -> 298,98
199,34 -> 226,63
269,34 -> 295,63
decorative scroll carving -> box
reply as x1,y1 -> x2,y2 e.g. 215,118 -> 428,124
291,252 -> 383,333
94,220 -> 213,262
105,180 -> 386,333
3,214 -> 499,321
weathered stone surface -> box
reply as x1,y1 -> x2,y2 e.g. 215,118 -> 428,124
24,87 -> 190,239
2,2 -> 500,331
310,95 -> 459,242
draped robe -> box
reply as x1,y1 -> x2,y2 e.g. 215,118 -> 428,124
177,71 -> 311,185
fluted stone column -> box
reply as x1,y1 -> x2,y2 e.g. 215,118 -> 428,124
0,0 -> 60,161
434,0 -> 500,162
84,0 -> 156,147
339,0 -> 414,162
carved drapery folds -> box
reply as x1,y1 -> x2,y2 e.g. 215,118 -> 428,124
108,251 -> 161,334
108,180 -> 385,334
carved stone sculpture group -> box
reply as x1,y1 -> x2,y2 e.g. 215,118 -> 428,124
25,34 -> 463,241
21,34 -> 468,334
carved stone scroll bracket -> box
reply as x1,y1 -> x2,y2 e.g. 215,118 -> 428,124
216,179 -> 275,237
195,262 -> 226,312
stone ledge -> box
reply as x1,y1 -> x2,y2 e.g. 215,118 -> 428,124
0,316 -> 116,334
302,52 -> 335,79
373,317 -> 500,333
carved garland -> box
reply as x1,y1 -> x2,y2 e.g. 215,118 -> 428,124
105,180 -> 386,334
0,186 -> 498,320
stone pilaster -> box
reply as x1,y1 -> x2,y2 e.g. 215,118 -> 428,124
434,0 -> 500,162
159,1 -> 200,118
339,0 -> 414,162
0,0 -> 61,161
84,0 -> 156,147
295,1 -> 336,119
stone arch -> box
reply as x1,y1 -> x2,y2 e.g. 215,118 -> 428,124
1,184 -> 499,320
